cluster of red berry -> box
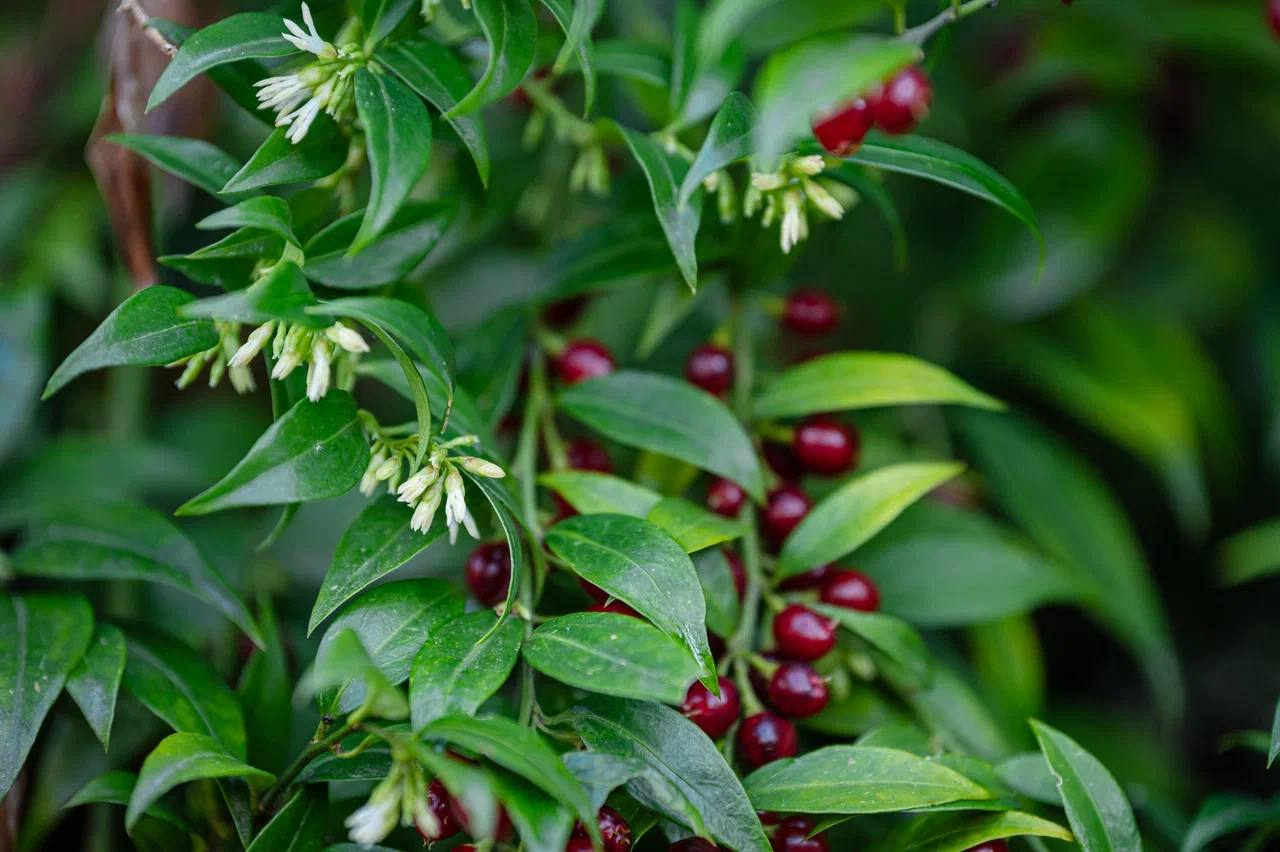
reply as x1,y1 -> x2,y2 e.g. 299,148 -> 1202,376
811,65 -> 933,156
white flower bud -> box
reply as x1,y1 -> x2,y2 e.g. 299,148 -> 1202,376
410,482 -> 443,533
230,322 -> 275,368
306,338 -> 331,401
374,455 -> 402,481
803,178 -> 845,221
396,464 -> 437,505
793,154 -> 825,176
344,784 -> 399,847
457,456 -> 505,479
325,323 -> 369,354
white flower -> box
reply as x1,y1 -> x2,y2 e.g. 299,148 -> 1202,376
279,91 -> 326,144
375,455 -> 402,481
230,321 -> 275,368
779,189 -> 808,254
255,74 -> 310,115
410,481 -> 443,533
803,179 -> 845,221
326,322 -> 370,354
282,3 -> 335,58
360,450 -> 387,497
457,456 -> 505,479
229,364 -> 256,394
396,464 -> 437,505
443,468 -> 478,544
793,154 -> 825,176
344,788 -> 398,847
306,338 -> 331,401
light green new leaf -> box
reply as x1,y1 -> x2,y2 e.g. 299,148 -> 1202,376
680,92 -> 755,206
147,13 -> 295,111
900,810 -> 1073,851
410,612 -> 523,728
1030,719 -> 1141,852
64,624 -> 126,751
126,733 -> 272,829
352,69 -> 433,253
1218,518 -> 1280,586
647,497 -> 744,553
615,124 -> 702,290
538,471 -> 662,517
302,630 -> 409,721
447,0 -> 538,117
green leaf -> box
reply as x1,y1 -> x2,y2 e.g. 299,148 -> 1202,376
309,497 -> 446,635
465,472 -> 526,632
197,196 -> 297,245
1029,719 -> 1141,852
570,696 -> 771,852
1181,794 -> 1280,852
126,732 -> 272,829
898,810 -> 1073,851
148,18 -> 275,123
753,352 -> 1001,420
615,124 -> 702,290
42,286 -> 218,399
813,605 -> 931,688
447,0 -> 538,117
308,296 -> 455,397
302,630 -> 409,721
697,0 -> 775,66
485,764 -> 575,852
63,624 -> 126,751
694,548 -> 741,637
994,752 -> 1059,805
237,601 -> 292,774
559,371 -> 764,500
524,612 -> 700,704
753,35 -> 918,165
352,69 -> 433,253
409,612 -> 523,728
846,134 -> 1043,254
247,786 -> 326,852
66,771 -> 195,833
361,0 -> 416,49
159,227 -> 281,289
680,92 -> 755,206
777,462 -> 964,578
381,38 -> 492,185
539,471 -> 662,516
222,116 -> 346,193
106,134 -> 243,198
541,0 -> 600,114
0,593 -> 93,798
314,579 -> 463,715
177,391 -> 369,515
546,514 -> 716,687
302,200 -> 455,289
124,629 -> 248,759
590,40 -> 671,87
743,746 -> 990,814
1218,518 -> 1280,586
646,497 -> 744,553
147,13 -> 295,112
14,499 -> 263,646
183,261 -> 324,328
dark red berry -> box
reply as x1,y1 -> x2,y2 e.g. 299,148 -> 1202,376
772,605 -> 836,661
587,600 -> 639,618
768,662 -> 829,717
557,339 -> 615,384
811,97 -> 874,156
963,843 -> 1009,852
738,712 -> 798,767
579,578 -> 609,603
871,66 -> 932,134
762,485 -> 811,543
782,289 -> 839,336
685,343 -> 735,396
668,840 -> 726,851
707,477 -> 747,518
566,838 -> 594,852
723,549 -> 746,601
792,417 -> 859,476
821,569 -> 880,612
1269,0 -> 1280,37
544,294 -> 589,328
415,779 -> 460,841
771,816 -> 830,852
570,806 -> 632,852
757,811 -> 784,826
456,846 -> 479,852
681,677 -> 741,739
466,542 -> 512,606
779,564 -> 833,591
566,438 -> 612,473
763,441 -> 806,480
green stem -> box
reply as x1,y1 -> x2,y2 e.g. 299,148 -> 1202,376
513,344 -> 550,725
258,721 -> 356,814
900,0 -> 998,45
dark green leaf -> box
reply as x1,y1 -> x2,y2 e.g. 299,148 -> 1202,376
247,786 -> 326,852
147,13 -> 295,111
1181,794 -> 1280,852
237,600 -> 292,774
448,0 -> 538,117
303,629 -> 409,720
66,771 -> 194,833
302,200 -> 455,288
487,763 -> 576,852
159,228 -> 281,289
562,751 -> 649,811
541,0 -> 600,114
615,124 -> 702,290
898,810 -> 1073,851
680,92 -> 755,206
352,69 -> 433,252
148,18 -> 275,122
296,746 -> 391,784
183,260 -> 324,328
694,548 -> 741,637
309,296 -> 454,395
126,732 -> 272,829
361,0 -> 416,49
813,604 -> 931,687
410,612 -> 523,727
64,624 -> 126,750
197,196 -> 297,245
42,286 -> 218,399
1030,719 -> 1141,852
106,134 -> 243,198
222,116 -> 346,193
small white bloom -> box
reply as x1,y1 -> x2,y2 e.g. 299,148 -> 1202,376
780,190 -> 807,254
255,74 -> 309,114
360,450 -> 387,497
375,455 -> 402,481
443,468 -> 478,544
410,482 -> 443,533
457,456 -> 505,479
793,154 -> 825,176
803,179 -> 845,221
325,322 -> 370,354
306,338 -> 331,401
344,792 -> 398,847
230,321 -> 275,368
282,3 -> 334,58
280,94 -> 325,144
229,364 -> 256,394
396,465 -> 436,505
751,172 -> 785,192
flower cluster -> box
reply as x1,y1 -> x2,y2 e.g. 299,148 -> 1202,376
230,320 -> 368,401
169,321 -> 257,394
744,155 -> 852,253
344,746 -> 436,846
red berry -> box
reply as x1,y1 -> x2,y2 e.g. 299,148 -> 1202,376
681,677 -> 741,739
738,712 -> 798,767
557,339 -> 615,384
771,816 -> 830,852
668,840 -> 726,851
792,417 -> 859,476
579,578 -> 609,603
1270,0 -> 1280,37
566,438 -> 612,473
779,564 -> 833,591
415,779 -> 461,841
466,542 -> 512,606
821,569 -> 880,612
811,97 -> 875,156
963,843 -> 1009,852
782,290 -> 839,336
587,600 -> 640,618
457,847 -> 479,852
723,549 -> 746,601
758,811 -> 784,826
707,477 -> 747,518
570,806 -> 632,852
567,838 -> 594,852
685,343 -> 735,396
772,605 -> 836,661
871,66 -> 932,134
768,662 -> 829,717
544,294 -> 589,328
762,485 -> 811,543
763,441 -> 806,480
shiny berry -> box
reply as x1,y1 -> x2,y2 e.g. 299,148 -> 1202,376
557,339 -> 615,384
963,843 -> 1008,852
723,549 -> 746,600
821,569 -> 880,612
768,662 -> 829,717
738,712 -> 798,767
685,343 -> 735,396
466,542 -> 511,606
772,605 -> 836,661
792,417 -> 859,476
588,600 -> 639,618
871,66 -> 933,134
771,816 -> 829,852
758,811 -> 784,826
763,441 -> 805,480
779,564 -> 833,591
415,779 -> 460,841
681,677 -> 741,739
570,806 -> 632,852
668,840 -> 726,851
567,438 -> 612,473
707,477 -> 747,518
566,838 -> 594,852
811,97 -> 874,156
762,485 -> 811,543
782,289 -> 839,336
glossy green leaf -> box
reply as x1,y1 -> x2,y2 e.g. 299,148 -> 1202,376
1030,719 -> 1141,852
222,116 -> 346,193
124,629 -> 247,759
352,69 -> 433,252
542,0 -> 600,114
302,629 -> 409,721
409,611 -> 523,728
66,771 -> 195,833
448,0 -> 538,117
694,548 -> 741,637
309,296 -> 454,395
361,0 -> 415,49
899,810 -> 1073,851
42,286 -> 218,399
0,593 -> 93,798
237,601 -> 292,774
106,134 -> 243,198
813,604 -> 931,687
524,612 -> 700,704
247,786 -> 326,852
994,752 -> 1060,805
126,732 -> 272,829
753,352 -> 1001,420
196,196 -> 297,245
64,624 -> 126,751
777,462 -> 964,578
485,763 -> 575,852
539,471 -> 662,516
14,499 -> 263,646
148,18 -> 275,122
381,38 -> 491,185
615,124 -> 702,290
314,579 -> 463,715
743,745 -> 990,814
1181,794 -> 1280,852
183,261 -> 325,328
570,696 -> 771,852
159,227 -> 280,289
302,201 -> 455,289
546,513 -> 716,686
560,371 -> 765,500
177,391 -> 369,515
147,13 -> 295,111
680,92 -> 755,206
647,497 -> 744,553
465,472 -> 525,632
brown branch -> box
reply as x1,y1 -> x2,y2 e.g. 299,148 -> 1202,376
118,0 -> 178,56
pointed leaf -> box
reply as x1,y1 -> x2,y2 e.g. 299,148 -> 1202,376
302,200 -> 455,289
197,196 -> 297,245
222,116 -> 346,193
1030,719 -> 1141,852
106,134 -> 243,198
126,732 -> 272,829
66,770 -> 195,832
362,0 -> 416,49
615,124 -> 701,289
248,786 -> 326,852
538,471 -> 662,517
308,296 -> 454,396
541,0 -> 600,114
680,92 -> 755,206
447,0 -> 537,117
147,13 -> 295,111
64,624 -> 126,751
409,611 -> 523,728
302,630 -> 409,721
900,810 -> 1073,851
352,70 -> 433,252
183,260 -> 324,328
813,604 -> 931,688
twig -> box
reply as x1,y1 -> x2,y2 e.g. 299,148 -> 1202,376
118,0 -> 178,56
900,0 -> 998,46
